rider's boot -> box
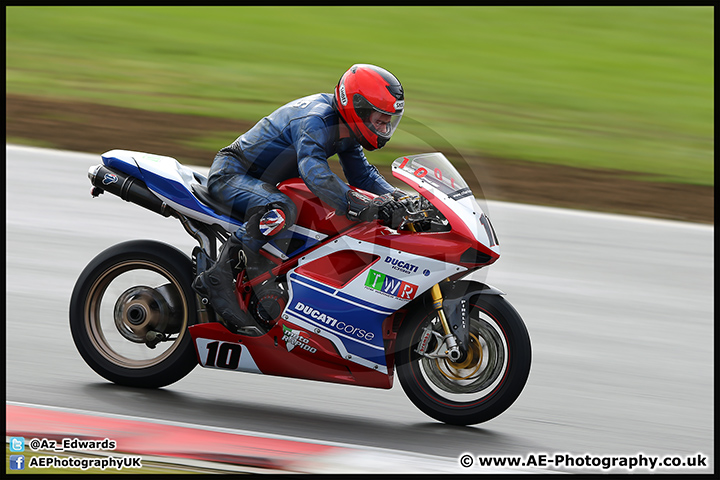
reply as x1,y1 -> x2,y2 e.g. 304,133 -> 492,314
192,234 -> 255,331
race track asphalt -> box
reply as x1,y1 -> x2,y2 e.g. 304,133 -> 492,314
5,145 -> 714,473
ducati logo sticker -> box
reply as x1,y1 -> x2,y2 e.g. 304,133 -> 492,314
281,325 -> 317,354
292,302 -> 376,342
384,256 -> 419,274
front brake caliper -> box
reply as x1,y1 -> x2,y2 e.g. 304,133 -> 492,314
416,325 -> 434,356
416,326 -> 461,360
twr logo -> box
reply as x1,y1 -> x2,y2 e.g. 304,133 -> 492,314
364,269 -> 418,300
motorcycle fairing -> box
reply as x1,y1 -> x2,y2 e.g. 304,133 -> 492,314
261,224 -> 327,261
282,235 -> 467,372
195,337 -> 262,373
392,153 -> 500,258
190,234 -> 469,383
283,272 -> 391,372
189,321 -> 394,388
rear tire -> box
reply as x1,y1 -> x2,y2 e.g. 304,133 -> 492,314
397,294 -> 531,425
69,240 -> 199,388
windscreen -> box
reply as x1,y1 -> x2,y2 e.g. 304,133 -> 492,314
392,153 -> 473,200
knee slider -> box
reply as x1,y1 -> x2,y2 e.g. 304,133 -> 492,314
245,203 -> 293,240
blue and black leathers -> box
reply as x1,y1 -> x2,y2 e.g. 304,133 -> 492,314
207,93 -> 395,253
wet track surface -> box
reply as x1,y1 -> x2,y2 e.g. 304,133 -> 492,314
6,145 -> 714,473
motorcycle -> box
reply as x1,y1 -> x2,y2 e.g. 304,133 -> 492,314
70,149 -> 531,426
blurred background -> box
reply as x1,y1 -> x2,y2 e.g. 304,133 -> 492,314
6,6 -> 713,222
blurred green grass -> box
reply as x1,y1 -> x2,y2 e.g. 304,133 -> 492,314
6,6 -> 713,185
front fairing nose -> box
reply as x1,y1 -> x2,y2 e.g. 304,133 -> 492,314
391,153 -> 500,257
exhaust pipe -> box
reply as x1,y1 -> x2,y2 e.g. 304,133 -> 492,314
88,164 -> 174,217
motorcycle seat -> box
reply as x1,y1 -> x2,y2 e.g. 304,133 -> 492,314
191,183 -> 245,224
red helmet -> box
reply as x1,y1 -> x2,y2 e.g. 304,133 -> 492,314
334,64 -> 404,150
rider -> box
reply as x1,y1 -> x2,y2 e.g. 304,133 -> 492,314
193,64 -> 409,330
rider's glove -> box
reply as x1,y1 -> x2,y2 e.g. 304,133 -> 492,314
376,193 -> 406,229
345,191 -> 405,228
345,190 -> 378,222
391,188 -> 414,202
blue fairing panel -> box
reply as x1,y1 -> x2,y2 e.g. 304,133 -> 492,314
285,272 -> 393,368
102,152 -> 144,180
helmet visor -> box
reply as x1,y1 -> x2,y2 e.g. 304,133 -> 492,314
354,95 -> 403,139
365,109 -> 402,139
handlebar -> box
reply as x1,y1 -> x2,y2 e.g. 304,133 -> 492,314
391,195 -> 448,232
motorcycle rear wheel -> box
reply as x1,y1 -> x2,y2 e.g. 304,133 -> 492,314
69,240 -> 199,388
397,294 -> 531,425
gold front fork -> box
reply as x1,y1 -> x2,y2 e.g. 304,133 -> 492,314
408,220 -> 452,335
431,283 -> 453,336
408,220 -> 461,360
409,221 -> 452,337
430,282 -> 462,361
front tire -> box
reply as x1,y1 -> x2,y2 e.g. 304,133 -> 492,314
397,294 -> 531,425
69,240 -> 199,388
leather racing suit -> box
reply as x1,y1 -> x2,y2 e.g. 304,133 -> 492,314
207,93 -> 396,253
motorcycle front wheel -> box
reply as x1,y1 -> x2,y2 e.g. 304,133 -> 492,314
396,294 -> 531,425
69,240 -> 199,388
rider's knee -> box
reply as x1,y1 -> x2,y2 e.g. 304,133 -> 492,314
244,200 -> 296,241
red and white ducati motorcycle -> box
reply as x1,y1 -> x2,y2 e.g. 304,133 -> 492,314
70,151 -> 531,425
